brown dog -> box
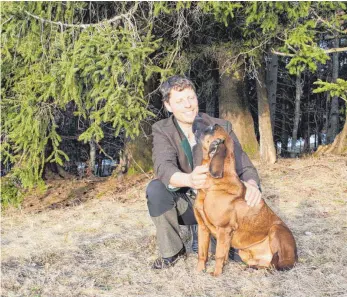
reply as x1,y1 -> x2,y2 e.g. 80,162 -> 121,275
193,123 -> 297,276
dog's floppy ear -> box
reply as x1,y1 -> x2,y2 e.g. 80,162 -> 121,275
209,141 -> 226,178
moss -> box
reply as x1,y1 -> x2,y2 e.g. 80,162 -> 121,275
241,142 -> 260,159
126,136 -> 153,174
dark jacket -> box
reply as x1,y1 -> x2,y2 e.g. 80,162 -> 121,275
152,112 -> 260,188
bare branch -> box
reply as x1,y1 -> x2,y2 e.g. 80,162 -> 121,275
96,142 -> 114,161
311,9 -> 347,34
1,17 -> 13,26
24,3 -> 138,29
271,50 -> 295,57
272,47 -> 347,57
324,47 -> 347,54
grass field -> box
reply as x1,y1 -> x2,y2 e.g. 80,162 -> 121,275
1,155 -> 347,297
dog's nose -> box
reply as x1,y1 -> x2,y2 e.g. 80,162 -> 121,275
206,124 -> 218,135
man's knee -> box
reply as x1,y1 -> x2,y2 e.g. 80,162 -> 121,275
146,179 -> 167,198
146,179 -> 175,217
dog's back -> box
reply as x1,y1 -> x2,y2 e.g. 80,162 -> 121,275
229,197 -> 298,269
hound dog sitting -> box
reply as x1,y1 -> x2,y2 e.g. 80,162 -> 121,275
192,118 -> 297,276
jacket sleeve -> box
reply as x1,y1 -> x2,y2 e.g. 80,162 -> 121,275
226,122 -> 261,186
152,122 -> 181,187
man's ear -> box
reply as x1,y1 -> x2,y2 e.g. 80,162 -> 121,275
209,143 -> 226,178
164,101 -> 172,113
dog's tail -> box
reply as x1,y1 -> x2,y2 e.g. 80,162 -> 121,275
269,224 -> 298,271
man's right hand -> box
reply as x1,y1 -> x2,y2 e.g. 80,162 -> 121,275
188,165 -> 209,189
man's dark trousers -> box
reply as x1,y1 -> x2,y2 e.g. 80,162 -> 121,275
146,179 -> 197,258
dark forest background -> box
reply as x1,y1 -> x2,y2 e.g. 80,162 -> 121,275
1,1 -> 346,207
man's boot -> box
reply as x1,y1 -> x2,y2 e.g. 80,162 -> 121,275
152,246 -> 186,269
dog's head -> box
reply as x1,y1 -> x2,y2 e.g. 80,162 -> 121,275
193,116 -> 234,179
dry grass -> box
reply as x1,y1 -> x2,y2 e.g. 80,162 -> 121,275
1,155 -> 347,297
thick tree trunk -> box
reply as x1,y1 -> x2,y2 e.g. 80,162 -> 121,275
315,112 -> 347,155
218,64 -> 259,159
327,37 -> 340,143
334,116 -> 347,154
201,65 -> 219,117
266,53 -> 278,135
291,74 -> 303,157
256,64 -> 276,164
124,77 -> 156,175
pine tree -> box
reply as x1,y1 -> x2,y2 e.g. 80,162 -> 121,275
1,2 -> 164,194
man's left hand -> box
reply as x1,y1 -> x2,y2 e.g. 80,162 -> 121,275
243,180 -> 262,207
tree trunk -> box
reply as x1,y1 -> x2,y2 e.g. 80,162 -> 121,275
89,139 -> 96,176
124,77 -> 156,175
315,111 -> 347,155
334,115 -> 347,154
218,63 -> 259,159
256,64 -> 276,164
266,53 -> 278,135
327,37 -> 340,143
291,74 -> 303,157
281,102 -> 289,157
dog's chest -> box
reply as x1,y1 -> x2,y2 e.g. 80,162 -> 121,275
202,192 -> 233,227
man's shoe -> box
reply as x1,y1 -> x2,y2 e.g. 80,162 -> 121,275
151,247 -> 186,269
228,247 -> 243,262
190,224 -> 199,254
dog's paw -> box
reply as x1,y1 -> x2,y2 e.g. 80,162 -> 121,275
197,261 -> 206,272
211,269 -> 222,277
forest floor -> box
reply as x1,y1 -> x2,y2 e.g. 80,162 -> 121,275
1,155 -> 347,297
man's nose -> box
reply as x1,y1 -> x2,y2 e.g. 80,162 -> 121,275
183,98 -> 192,108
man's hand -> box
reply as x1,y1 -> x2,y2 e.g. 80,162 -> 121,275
188,165 -> 209,189
243,180 -> 262,207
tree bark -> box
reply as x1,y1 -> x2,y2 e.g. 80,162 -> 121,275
291,74 -> 303,157
266,53 -> 278,135
124,77 -> 156,175
218,63 -> 259,159
89,139 -> 96,176
256,64 -> 276,164
281,102 -> 289,156
327,37 -> 340,143
315,111 -> 347,155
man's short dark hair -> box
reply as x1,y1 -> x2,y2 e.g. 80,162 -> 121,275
159,75 -> 196,102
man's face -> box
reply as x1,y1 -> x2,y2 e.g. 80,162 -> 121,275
164,87 -> 199,126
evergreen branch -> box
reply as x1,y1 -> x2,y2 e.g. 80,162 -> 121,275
24,3 -> 139,29
272,47 -> 347,57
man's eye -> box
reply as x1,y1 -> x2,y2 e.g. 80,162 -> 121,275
176,99 -> 182,103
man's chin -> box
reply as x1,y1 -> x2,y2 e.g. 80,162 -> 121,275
183,117 -> 195,124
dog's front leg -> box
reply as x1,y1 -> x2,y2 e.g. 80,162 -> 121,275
194,191 -> 210,272
213,226 -> 232,277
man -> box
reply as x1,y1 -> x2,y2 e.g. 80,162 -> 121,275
146,75 -> 262,269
